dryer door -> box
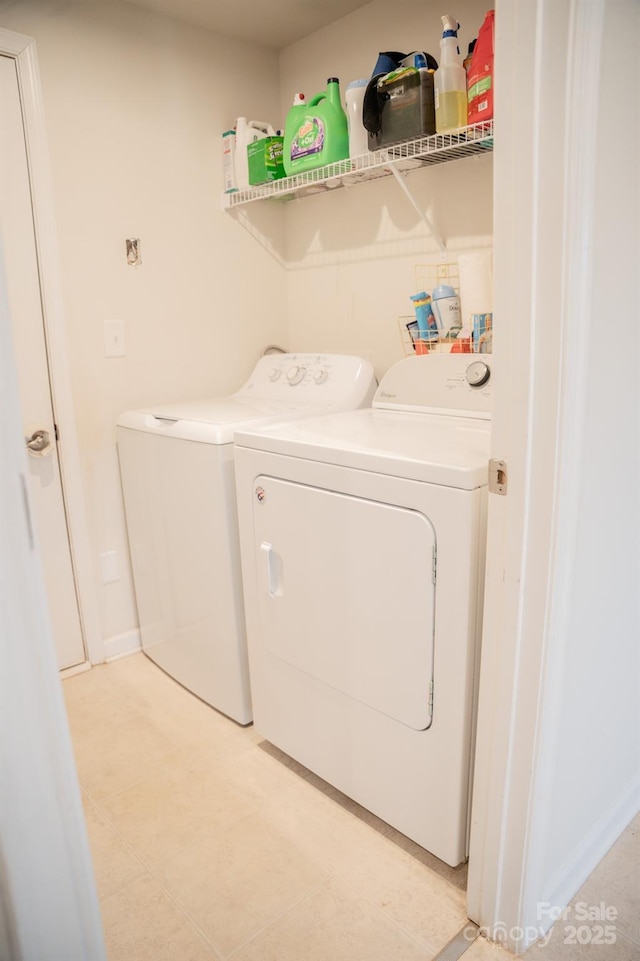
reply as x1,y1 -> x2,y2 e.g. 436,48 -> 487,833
253,477 -> 436,731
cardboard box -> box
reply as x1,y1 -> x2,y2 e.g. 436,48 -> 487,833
247,136 -> 285,185
472,313 -> 493,353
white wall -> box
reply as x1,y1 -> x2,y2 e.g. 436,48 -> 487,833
0,0 -> 288,654
278,0 -> 492,376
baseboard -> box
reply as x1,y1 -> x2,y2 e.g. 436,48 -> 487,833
60,661 -> 91,680
541,773 -> 640,920
102,629 -> 141,663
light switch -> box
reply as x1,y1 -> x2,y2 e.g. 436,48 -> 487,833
104,319 -> 126,357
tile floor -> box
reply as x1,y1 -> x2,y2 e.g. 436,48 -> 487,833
63,653 -> 639,961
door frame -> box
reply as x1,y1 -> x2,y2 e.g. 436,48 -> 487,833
467,0 -> 639,953
0,28 -> 102,666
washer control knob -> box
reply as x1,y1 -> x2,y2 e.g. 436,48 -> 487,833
286,365 -> 306,385
313,369 -> 329,385
268,368 -> 281,382
466,361 -> 491,387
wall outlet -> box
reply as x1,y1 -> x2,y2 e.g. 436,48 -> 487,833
104,319 -> 126,357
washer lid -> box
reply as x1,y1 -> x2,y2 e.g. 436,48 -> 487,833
117,397 -> 316,445
234,407 -> 491,489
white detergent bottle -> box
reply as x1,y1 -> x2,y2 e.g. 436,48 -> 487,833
345,79 -> 369,157
234,117 -> 276,190
434,14 -> 468,133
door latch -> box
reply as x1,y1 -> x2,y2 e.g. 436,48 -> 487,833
488,458 -> 508,495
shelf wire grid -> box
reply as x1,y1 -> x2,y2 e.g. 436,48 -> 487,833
224,121 -> 493,208
399,261 -> 494,358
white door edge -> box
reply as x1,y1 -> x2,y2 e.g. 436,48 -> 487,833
467,0 -> 623,952
1,255 -> 106,959
0,28 -> 102,665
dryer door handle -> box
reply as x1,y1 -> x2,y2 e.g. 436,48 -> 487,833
260,542 -> 281,598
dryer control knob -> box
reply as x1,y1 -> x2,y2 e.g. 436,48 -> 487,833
286,366 -> 306,385
466,361 -> 491,387
313,369 -> 329,385
268,368 -> 281,381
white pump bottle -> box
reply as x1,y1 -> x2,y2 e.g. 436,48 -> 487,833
434,14 -> 468,133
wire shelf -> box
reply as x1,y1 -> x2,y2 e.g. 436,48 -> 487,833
223,121 -> 493,209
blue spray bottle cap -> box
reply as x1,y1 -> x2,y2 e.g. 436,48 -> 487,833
441,14 -> 460,38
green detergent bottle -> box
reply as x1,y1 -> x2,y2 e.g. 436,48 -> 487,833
283,78 -> 349,176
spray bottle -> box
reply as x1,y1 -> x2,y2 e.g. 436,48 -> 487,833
434,15 -> 467,133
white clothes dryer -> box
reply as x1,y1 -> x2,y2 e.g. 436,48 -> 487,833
234,354 -> 491,863
117,354 -> 376,725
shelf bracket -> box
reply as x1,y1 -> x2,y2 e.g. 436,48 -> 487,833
388,164 -> 446,256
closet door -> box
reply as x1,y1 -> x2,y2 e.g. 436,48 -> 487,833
0,55 -> 85,669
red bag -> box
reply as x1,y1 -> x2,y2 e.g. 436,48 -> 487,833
467,10 -> 495,125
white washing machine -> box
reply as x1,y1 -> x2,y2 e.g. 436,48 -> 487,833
234,354 -> 491,864
117,354 -> 376,725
